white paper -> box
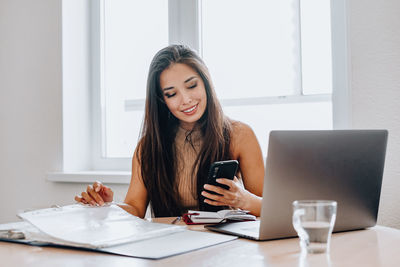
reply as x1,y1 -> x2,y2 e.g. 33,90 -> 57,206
18,204 -> 186,248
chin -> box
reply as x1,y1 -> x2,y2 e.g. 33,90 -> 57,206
179,115 -> 202,127
178,107 -> 206,126
181,118 -> 199,125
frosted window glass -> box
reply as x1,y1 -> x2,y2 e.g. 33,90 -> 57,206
223,102 -> 333,157
300,0 -> 332,94
201,0 -> 301,98
103,0 -> 168,157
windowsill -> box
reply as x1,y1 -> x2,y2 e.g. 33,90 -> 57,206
47,171 -> 131,184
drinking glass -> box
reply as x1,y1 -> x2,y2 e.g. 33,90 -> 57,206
292,200 -> 337,254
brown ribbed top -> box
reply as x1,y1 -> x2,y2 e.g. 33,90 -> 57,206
175,126 -> 202,211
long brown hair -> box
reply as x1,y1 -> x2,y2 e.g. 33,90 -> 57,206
139,45 -> 232,217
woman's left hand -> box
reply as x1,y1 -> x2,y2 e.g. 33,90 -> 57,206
201,177 -> 250,210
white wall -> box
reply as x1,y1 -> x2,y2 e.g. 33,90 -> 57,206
348,0 -> 400,228
0,0 -> 60,221
0,0 -> 399,227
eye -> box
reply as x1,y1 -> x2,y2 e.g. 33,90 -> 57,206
188,83 -> 197,89
165,93 -> 176,98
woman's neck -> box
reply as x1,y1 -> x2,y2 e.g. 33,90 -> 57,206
179,122 -> 198,131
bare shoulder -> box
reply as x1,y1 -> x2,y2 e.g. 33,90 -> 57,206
231,120 -> 256,141
230,120 -> 258,157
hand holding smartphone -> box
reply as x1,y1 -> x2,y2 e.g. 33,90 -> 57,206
201,160 -> 239,212
207,160 -> 239,191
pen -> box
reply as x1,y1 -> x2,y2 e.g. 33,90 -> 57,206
171,216 -> 181,224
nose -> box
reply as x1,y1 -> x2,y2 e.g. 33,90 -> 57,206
181,91 -> 192,104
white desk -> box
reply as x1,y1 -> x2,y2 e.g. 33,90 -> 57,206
1,217 -> 399,267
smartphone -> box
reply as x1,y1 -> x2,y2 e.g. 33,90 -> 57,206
207,160 -> 239,191
201,160 -> 239,212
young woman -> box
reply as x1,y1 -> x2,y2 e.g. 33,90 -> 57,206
75,45 -> 265,217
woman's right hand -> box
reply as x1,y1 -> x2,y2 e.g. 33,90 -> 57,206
74,181 -> 114,206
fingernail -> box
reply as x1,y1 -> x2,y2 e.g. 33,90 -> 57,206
216,179 -> 221,182
201,191 -> 206,196
203,184 -> 209,189
99,200 -> 104,206
90,201 -> 96,205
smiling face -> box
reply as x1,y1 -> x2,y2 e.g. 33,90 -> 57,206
160,63 -> 207,130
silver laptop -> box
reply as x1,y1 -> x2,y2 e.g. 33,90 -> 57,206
206,130 -> 388,240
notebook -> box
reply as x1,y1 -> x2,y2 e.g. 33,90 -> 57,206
206,130 -> 388,240
183,210 -> 256,224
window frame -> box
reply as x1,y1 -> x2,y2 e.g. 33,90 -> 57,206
91,0 -> 350,171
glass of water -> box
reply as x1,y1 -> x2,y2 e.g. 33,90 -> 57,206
292,200 -> 337,254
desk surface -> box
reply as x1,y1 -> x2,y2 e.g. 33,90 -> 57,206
1,217 -> 399,267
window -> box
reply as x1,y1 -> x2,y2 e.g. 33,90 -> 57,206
90,0 -> 345,170
200,0 -> 332,154
102,0 -> 168,157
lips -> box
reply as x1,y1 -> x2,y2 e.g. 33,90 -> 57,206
182,104 -> 198,115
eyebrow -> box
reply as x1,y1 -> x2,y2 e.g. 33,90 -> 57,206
162,86 -> 174,91
162,76 -> 197,91
184,76 -> 196,83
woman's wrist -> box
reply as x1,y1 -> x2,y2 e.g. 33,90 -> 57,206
241,191 -> 262,216
117,203 -> 145,218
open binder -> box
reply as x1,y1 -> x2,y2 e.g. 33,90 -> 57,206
0,204 -> 237,259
